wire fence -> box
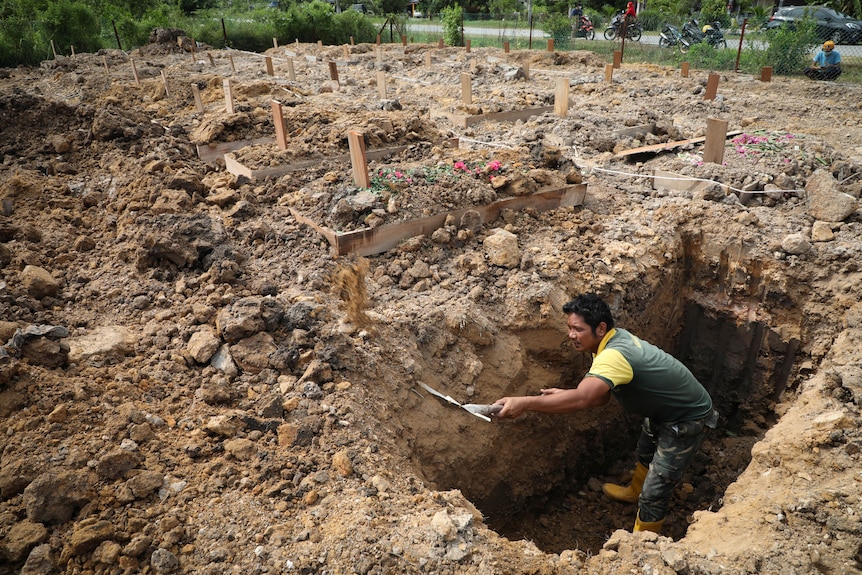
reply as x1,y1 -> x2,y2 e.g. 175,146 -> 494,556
404,14 -> 861,81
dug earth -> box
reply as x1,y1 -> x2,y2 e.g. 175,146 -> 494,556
1,30 -> 862,575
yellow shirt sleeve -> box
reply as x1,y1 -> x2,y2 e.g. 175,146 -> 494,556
587,348 -> 634,388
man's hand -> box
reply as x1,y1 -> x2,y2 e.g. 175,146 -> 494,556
492,396 -> 531,419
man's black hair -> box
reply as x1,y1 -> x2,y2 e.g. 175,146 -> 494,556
562,293 -> 615,332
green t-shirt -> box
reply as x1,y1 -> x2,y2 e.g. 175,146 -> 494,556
586,328 -> 712,423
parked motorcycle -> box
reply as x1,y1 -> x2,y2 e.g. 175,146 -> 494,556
572,14 -> 595,40
659,23 -> 691,52
682,19 -> 727,48
604,12 -> 643,41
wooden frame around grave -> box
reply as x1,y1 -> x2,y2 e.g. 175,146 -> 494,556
291,184 -> 587,257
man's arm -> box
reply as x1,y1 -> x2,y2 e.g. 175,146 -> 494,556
493,376 -> 611,419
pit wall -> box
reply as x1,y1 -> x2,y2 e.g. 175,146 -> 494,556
402,229 -> 806,521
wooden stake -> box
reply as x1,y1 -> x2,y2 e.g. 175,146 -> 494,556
680,62 -> 689,77
605,63 -> 614,83
273,37 -> 278,49
461,73 -> 472,105
130,59 -> 140,86
70,45 -> 76,58
401,35 -> 407,46
161,70 -> 170,97
229,54 -> 236,73
702,117 -> 729,164
425,52 -> 432,67
376,35 -> 381,45
318,40 -> 323,48
50,40 -> 58,59
704,73 -> 719,100
102,55 -> 109,72
350,36 -> 355,46
438,38 -> 444,49
265,56 -> 274,76
504,41 -> 510,53
223,78 -> 235,114
207,52 -> 215,67
465,39 -> 472,53
523,60 -> 530,81
190,40 -> 196,63
547,38 -> 554,52
348,131 -> 370,189
554,77 -> 568,117
377,71 -> 386,99
191,84 -> 205,113
343,44 -> 350,58
613,50 -> 622,69
287,58 -> 296,81
271,100 -> 288,151
328,61 -> 339,84
760,66 -> 773,82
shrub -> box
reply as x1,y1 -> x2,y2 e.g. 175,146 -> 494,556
440,4 -> 463,47
542,12 -> 572,49
763,20 -> 817,75
636,8 -> 665,31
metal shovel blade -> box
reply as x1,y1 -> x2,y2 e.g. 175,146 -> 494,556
462,404 -> 502,417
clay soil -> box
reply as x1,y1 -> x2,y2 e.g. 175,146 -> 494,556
1,33 -> 862,575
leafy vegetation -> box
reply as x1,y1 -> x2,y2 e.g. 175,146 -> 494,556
440,4 -> 463,46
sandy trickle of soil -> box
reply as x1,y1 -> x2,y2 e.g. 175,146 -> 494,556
1,31 -> 862,575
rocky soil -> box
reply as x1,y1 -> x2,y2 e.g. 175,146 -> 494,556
1,31 -> 862,575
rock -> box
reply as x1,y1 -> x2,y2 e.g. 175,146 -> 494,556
125,470 -> 164,499
204,413 -> 246,437
20,337 -> 69,368
224,438 -> 257,461
23,470 -> 94,524
92,540 -> 122,566
95,449 -> 141,480
483,228 -> 521,268
2,520 -> 49,562
67,326 -> 134,365
151,548 -> 180,573
811,221 -> 834,242
62,520 -> 115,559
209,344 -> 239,376
20,266 -> 59,299
806,169 -> 858,222
187,326 -> 221,363
781,233 -> 812,255
216,297 -> 265,343
19,544 -> 54,575
230,332 -> 277,374
333,450 -> 353,477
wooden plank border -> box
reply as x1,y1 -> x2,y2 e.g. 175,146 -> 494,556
430,106 -> 555,128
223,145 -> 410,181
291,184 -> 587,257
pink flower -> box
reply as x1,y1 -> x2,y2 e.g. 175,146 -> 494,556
487,160 -> 501,171
453,161 -> 467,171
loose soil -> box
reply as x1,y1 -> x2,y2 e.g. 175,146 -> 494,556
1,32 -> 862,575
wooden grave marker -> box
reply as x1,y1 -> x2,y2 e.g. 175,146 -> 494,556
613,50 -> 622,69
348,131 -> 370,188
760,66 -> 773,82
223,79 -> 235,114
377,71 -> 386,99
272,100 -> 288,151
130,59 -> 140,86
554,77 -> 568,117
704,73 -> 719,100
461,73 -> 472,105
547,39 -> 554,52
265,56 -> 274,76
328,61 -> 339,84
191,84 -> 205,113
702,118 -> 729,164
681,62 -> 690,77
287,58 -> 296,81
605,64 -> 614,83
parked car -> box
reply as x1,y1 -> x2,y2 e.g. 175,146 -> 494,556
764,5 -> 862,44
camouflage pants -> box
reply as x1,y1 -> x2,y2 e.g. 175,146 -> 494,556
635,410 -> 717,522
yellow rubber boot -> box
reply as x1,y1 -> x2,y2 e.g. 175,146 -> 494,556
602,462 -> 648,504
633,510 -> 665,534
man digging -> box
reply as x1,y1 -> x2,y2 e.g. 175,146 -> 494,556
493,293 -> 718,534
